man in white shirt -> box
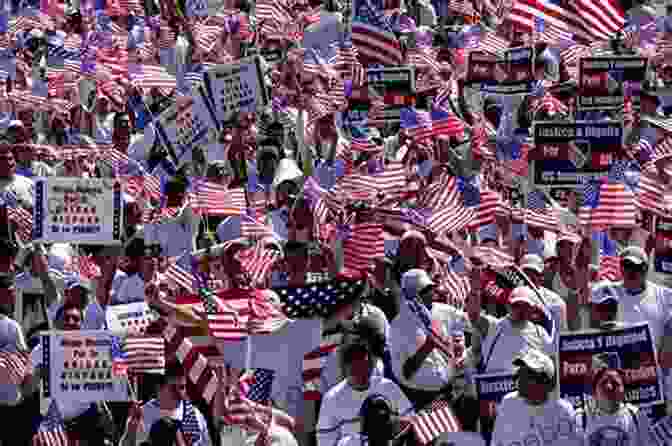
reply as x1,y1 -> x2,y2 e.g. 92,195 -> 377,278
491,348 -> 581,446
316,339 -> 414,446
0,145 -> 34,209
121,360 -> 211,446
335,393 -> 409,446
519,254 -> 568,337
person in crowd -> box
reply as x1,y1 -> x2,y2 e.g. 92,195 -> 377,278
388,268 -> 479,430
139,417 -> 189,446
316,330 -> 414,446
491,348 -> 581,446
28,302 -> 117,445
120,360 -> 211,446
334,393 -> 409,446
0,274 -> 34,445
589,281 -> 623,330
0,145 -> 34,209
575,352 -> 651,446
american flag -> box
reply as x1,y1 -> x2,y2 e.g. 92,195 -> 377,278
467,189 -> 500,230
0,350 -> 29,385
342,223 -> 385,272
579,180 -> 637,229
164,260 -> 196,294
275,272 -> 367,319
508,0 -> 624,43
351,21 -> 403,66
411,398 -> 461,445
406,297 -> 455,360
192,180 -> 245,216
430,107 -> 465,139
472,246 -> 515,269
302,341 -> 339,401
338,162 -> 407,203
163,323 -> 219,404
33,401 -> 68,446
122,336 -> 165,374
476,32 -> 510,56
400,108 -> 434,141
182,402 -> 202,445
456,176 -> 481,208
200,285 -> 246,342
239,368 -> 275,404
651,416 -> 672,446
598,232 -> 621,281
247,290 -> 289,335
636,172 -> 666,216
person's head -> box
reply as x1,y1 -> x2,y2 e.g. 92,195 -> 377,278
620,246 -> 648,290
556,237 -> 575,263
146,417 -> 187,446
341,342 -> 375,390
124,195 -> 142,227
7,121 -> 27,146
158,361 -> 188,403
287,199 -> 313,242
257,146 -> 279,186
592,352 -> 626,404
164,176 -> 189,208
359,393 -> 399,439
507,287 -> 538,322
401,269 -> 434,308
398,231 -> 428,270
64,280 -> 89,310
56,302 -> 83,331
513,349 -> 555,405
0,274 -> 15,315
340,315 -> 387,360
590,281 -> 620,329
0,146 -> 16,178
519,254 -> 544,286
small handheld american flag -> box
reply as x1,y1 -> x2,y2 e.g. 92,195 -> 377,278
411,398 -> 461,445
33,401 -> 68,446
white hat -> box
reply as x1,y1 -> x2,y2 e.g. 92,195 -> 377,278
519,254 -> 544,274
272,158 -> 303,190
509,286 -> 537,306
513,348 -> 555,380
401,269 -> 434,298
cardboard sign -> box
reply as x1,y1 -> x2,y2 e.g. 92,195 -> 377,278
33,177 -> 123,245
578,56 -> 647,111
42,330 -> 130,403
105,302 -> 159,336
201,56 -> 268,127
531,121 -> 623,196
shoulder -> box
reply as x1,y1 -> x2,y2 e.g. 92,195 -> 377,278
500,391 -> 523,406
370,375 -> 403,393
323,379 -> 348,401
555,398 -> 578,415
12,175 -> 34,188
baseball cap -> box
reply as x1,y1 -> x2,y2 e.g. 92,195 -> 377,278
513,348 -> 555,381
66,278 -> 91,292
519,254 -> 544,274
620,245 -> 648,266
590,281 -> 619,304
7,120 -> 23,129
509,286 -> 537,306
401,269 -> 434,298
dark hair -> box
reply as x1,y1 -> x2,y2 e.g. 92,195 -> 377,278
158,360 -> 185,387
147,417 -> 181,446
55,302 -> 82,323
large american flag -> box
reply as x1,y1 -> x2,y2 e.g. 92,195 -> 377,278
342,223 -> 385,272
598,232 -> 622,282
411,398 -> 461,445
33,401 -> 68,446
351,12 -> 402,66
0,351 -> 29,385
200,286 -> 247,342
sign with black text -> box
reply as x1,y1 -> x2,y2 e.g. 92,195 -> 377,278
578,56 -> 647,111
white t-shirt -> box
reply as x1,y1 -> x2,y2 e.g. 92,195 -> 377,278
316,375 -> 414,446
575,403 -> 651,446
479,316 -> 555,373
491,392 -> 581,446
0,174 -> 34,209
614,281 -> 672,351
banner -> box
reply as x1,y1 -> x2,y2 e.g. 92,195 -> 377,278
654,215 -> 672,275
347,66 -> 416,125
558,323 -> 665,411
531,121 -> 623,202
474,371 -> 517,428
480,46 -> 534,95
105,302 -> 159,336
466,51 -> 498,87
33,177 -> 123,245
578,56 -> 647,111
201,56 -> 268,128
42,330 -> 130,404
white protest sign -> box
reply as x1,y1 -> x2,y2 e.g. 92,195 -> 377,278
105,302 -> 159,336
42,330 -> 130,404
201,56 -> 268,127
33,177 -> 123,244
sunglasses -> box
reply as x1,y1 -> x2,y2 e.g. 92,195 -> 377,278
622,261 -> 646,273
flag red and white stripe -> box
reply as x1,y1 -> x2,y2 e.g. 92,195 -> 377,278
123,336 -> 165,374
0,351 -> 30,385
579,183 -> 637,229
411,399 -> 461,445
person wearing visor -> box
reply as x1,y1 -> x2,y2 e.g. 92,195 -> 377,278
589,281 -> 623,330
575,352 -> 651,446
317,329 -> 413,446
491,348 -> 580,446
335,393 -> 409,446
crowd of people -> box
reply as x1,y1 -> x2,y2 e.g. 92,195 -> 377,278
0,0 -> 670,445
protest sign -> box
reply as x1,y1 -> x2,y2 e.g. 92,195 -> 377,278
654,216 -> 672,275
346,67 -> 416,127
578,56 -> 647,111
41,330 -> 130,404
480,47 -> 534,95
105,302 -> 159,336
558,323 -> 665,412
474,371 -> 517,428
33,177 -> 123,245
531,121 -> 623,203
201,56 -> 268,128
466,51 -> 498,87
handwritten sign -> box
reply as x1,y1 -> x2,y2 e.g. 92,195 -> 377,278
105,302 -> 159,336
201,56 -> 268,127
33,177 -> 122,245
42,330 -> 130,404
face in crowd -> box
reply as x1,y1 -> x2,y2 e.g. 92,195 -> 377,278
517,365 -> 552,405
